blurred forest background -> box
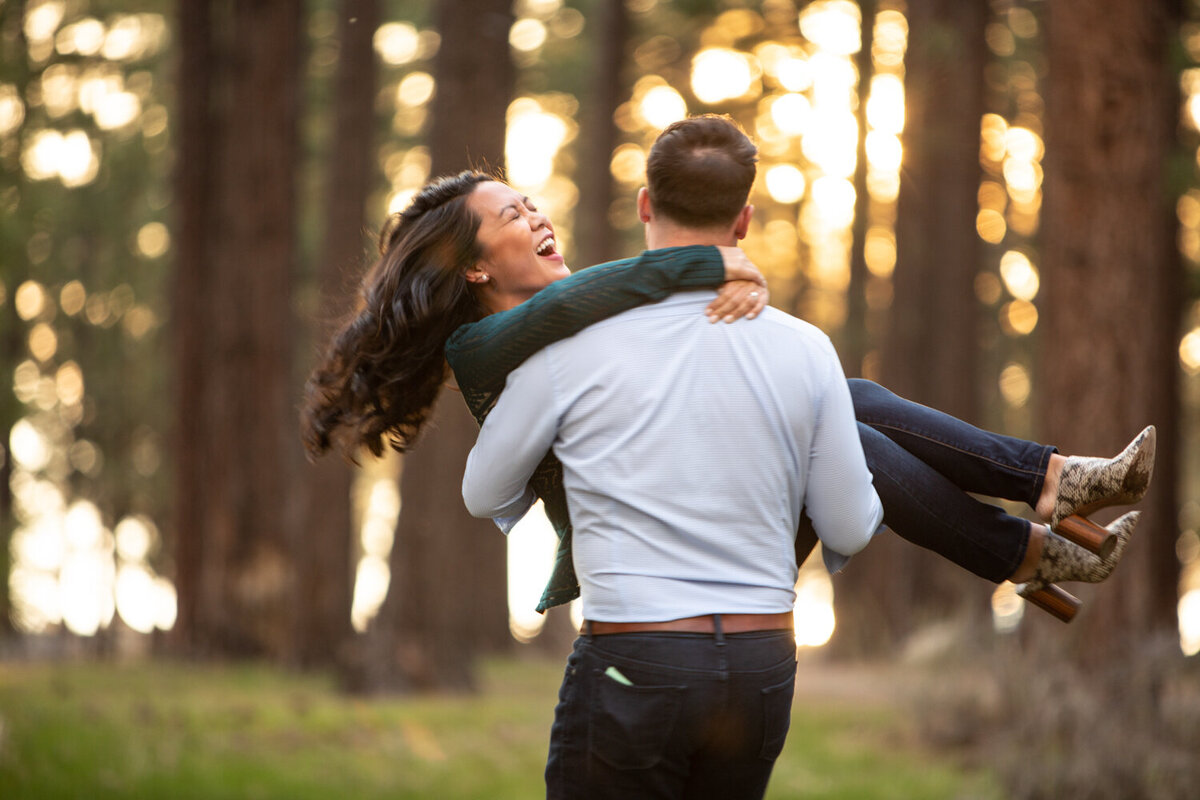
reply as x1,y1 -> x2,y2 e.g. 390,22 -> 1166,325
2,0 -> 1200,796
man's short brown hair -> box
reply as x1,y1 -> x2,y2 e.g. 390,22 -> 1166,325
645,114 -> 758,229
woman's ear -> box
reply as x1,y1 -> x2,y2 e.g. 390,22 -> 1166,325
463,263 -> 490,285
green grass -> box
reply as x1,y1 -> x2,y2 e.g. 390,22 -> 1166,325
0,656 -> 999,799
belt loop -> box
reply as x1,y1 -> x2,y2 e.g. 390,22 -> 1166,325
583,620 -> 593,638
713,614 -> 726,646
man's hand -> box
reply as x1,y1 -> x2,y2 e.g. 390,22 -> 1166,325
708,246 -> 768,322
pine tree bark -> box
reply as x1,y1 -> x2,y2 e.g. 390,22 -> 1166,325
574,0 -> 629,268
833,0 -> 992,655
172,0 -> 302,657
294,0 -> 381,669
1037,0 -> 1182,655
352,0 -> 515,692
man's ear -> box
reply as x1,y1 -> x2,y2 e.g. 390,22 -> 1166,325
637,187 -> 652,223
734,204 -> 754,240
463,263 -> 490,285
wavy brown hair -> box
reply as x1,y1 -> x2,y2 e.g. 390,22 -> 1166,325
301,171 -> 494,459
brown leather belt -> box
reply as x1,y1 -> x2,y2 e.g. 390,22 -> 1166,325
584,612 -> 794,636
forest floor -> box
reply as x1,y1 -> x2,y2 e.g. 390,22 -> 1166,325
0,652 -> 1002,800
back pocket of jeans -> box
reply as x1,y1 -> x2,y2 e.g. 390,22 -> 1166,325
589,671 -> 684,770
759,672 -> 796,761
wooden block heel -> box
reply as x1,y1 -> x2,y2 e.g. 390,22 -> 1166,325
1023,583 -> 1081,623
1055,514 -> 1117,559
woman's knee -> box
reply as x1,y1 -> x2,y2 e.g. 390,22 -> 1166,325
847,378 -> 890,412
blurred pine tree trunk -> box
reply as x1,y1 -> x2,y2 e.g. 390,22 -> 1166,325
350,0 -> 515,693
172,1 -> 302,657
294,0 -> 381,670
1037,0 -> 1182,654
574,0 -> 629,269
833,0 -> 991,656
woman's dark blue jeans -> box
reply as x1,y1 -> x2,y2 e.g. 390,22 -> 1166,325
848,379 -> 1058,582
545,627 -> 797,800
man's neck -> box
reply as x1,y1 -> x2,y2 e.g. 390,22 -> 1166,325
644,223 -> 737,251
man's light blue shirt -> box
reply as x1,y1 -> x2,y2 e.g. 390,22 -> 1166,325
463,291 -> 883,622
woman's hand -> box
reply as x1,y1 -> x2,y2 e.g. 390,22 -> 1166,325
707,279 -> 769,323
708,246 -> 768,322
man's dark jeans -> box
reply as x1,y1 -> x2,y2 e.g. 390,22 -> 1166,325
545,627 -> 797,800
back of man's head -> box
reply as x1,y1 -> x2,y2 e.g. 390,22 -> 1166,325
645,115 -> 758,229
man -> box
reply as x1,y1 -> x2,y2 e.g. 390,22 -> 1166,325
462,115 -> 883,799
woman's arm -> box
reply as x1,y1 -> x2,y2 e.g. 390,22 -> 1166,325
446,245 -> 759,399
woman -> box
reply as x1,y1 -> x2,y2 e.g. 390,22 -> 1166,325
302,171 -> 1153,619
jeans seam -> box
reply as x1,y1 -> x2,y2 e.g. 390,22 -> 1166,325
866,421 -> 1046,479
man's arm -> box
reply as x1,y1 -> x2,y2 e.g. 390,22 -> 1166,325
802,338 -> 884,558
446,245 -> 724,406
462,351 -> 558,521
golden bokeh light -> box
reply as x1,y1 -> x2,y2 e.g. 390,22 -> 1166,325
872,9 -> 908,68
1179,589 -> 1200,656
29,323 -> 59,362
980,113 -> 1008,163
56,17 -> 105,56
793,570 -> 836,647
374,22 -> 420,65
1000,299 -> 1038,336
801,111 -> 857,178
864,227 -> 896,278
506,99 -> 570,187
976,208 -> 1007,244
1180,328 -> 1200,374
638,84 -> 687,130
55,361 -> 83,407
865,131 -> 902,172
509,18 -> 548,52
809,175 -> 856,228
609,143 -> 646,184
10,418 -> 51,471
59,281 -> 85,316
991,582 -> 1024,633
765,164 -> 806,204
769,92 -> 811,135
24,1 -> 66,44
691,48 -> 756,104
396,71 -> 435,107
15,280 -> 47,320
0,83 -> 24,135
865,73 -> 905,134
999,362 -> 1032,407
40,64 -> 78,117
776,56 -> 813,92
999,250 -> 1039,301
798,0 -> 861,57
519,0 -> 564,16
136,221 -> 169,258
94,90 -> 140,130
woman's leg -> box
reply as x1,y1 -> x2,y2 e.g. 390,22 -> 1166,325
856,422 -> 1030,582
849,379 -> 1056,509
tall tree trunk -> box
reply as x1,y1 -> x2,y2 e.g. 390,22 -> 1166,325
172,0 -> 302,658
833,0 -> 992,656
295,0 -> 380,669
574,0 -> 629,269
0,0 -> 31,639
352,0 -> 514,693
1038,0 -> 1181,655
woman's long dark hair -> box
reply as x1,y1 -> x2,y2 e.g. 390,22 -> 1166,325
301,171 -> 494,459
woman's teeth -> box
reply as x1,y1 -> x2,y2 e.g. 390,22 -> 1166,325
536,237 -> 556,256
